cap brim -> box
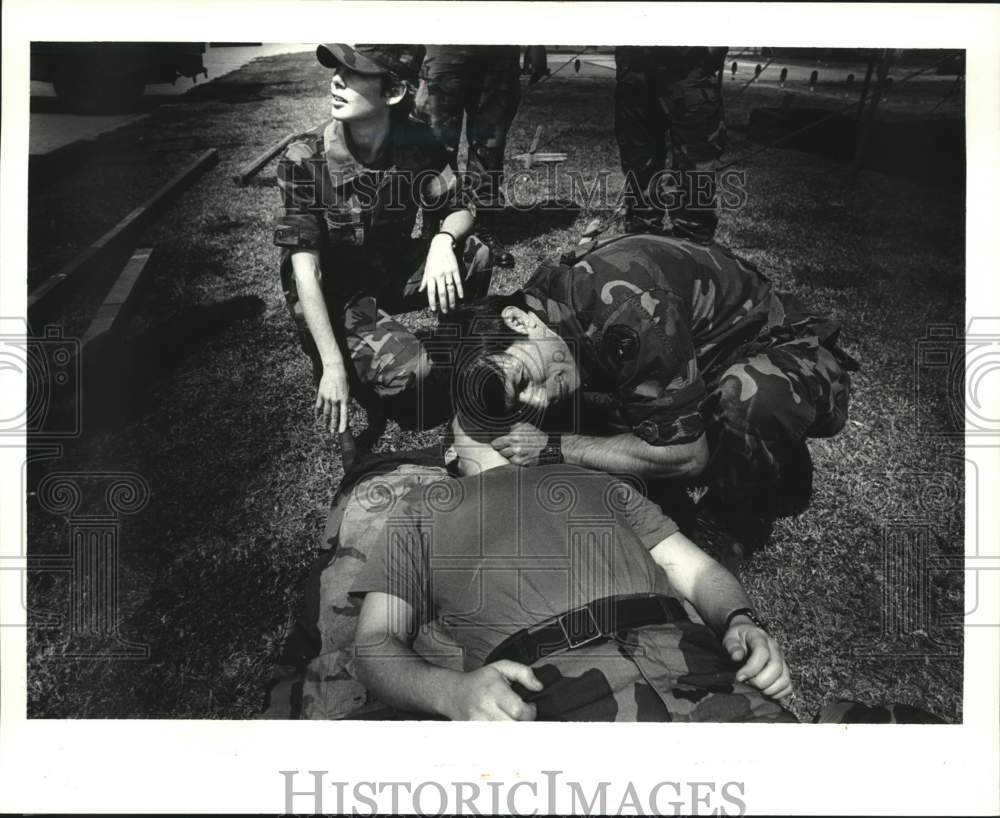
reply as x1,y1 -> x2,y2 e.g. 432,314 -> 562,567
316,44 -> 385,74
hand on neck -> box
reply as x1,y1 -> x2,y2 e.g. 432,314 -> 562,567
450,420 -> 512,476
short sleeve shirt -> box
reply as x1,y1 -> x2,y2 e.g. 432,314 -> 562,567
274,108 -> 474,295
350,464 -> 679,667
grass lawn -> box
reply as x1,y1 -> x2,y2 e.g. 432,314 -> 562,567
26,50 -> 964,721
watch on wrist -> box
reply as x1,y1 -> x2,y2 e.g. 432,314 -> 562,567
537,434 -> 564,465
723,607 -> 765,633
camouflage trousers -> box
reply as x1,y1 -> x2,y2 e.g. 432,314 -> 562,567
280,235 -> 493,427
415,45 -> 522,208
614,47 -> 728,242
516,621 -> 796,722
698,309 -> 856,527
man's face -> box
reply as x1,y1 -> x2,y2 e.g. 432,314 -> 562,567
328,65 -> 389,121
494,333 -> 580,412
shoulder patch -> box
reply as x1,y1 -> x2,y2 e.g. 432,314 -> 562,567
602,324 -> 641,365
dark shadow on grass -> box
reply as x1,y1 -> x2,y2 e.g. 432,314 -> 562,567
483,199 -> 582,244
83,294 -> 266,433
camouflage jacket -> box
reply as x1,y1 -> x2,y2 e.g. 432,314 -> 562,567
274,108 -> 472,292
523,234 -> 778,446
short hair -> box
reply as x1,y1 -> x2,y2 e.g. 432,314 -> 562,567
436,292 -> 538,443
436,291 -> 531,356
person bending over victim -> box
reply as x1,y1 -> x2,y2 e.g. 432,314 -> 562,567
436,232 -> 858,569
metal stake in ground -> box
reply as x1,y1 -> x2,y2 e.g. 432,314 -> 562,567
855,52 -> 877,123
852,49 -> 891,183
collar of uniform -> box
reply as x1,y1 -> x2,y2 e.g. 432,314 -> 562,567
323,120 -> 367,185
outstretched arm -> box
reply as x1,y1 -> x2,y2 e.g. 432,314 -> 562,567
492,425 -> 709,479
290,249 -> 350,435
561,430 -> 708,479
648,532 -> 793,700
354,592 -> 543,720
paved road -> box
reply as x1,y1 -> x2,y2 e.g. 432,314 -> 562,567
30,43 -> 313,156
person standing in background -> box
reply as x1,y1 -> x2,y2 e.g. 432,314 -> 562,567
415,45 -> 523,267
614,46 -> 729,242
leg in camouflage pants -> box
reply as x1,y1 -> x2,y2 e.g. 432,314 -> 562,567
280,235 -> 493,428
416,45 -> 522,209
614,46 -> 728,242
698,314 -> 854,538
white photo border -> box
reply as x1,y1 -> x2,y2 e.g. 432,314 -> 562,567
1,1 -> 998,814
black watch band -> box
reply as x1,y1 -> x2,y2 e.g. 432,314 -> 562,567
723,607 -> 764,633
435,230 -> 458,249
538,434 -> 563,465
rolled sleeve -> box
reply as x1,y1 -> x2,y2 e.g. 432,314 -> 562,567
274,137 -> 327,251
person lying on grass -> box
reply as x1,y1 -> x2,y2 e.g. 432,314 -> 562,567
274,43 -> 492,442
437,231 -> 859,571
343,370 -> 943,723
349,390 -> 795,722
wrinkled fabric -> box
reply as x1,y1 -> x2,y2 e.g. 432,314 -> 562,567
279,232 -> 491,411
415,45 -> 522,208
261,460 -> 459,720
523,624 -> 796,722
273,105 -> 492,417
524,234 -> 855,522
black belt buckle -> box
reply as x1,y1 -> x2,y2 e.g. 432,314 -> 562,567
558,605 -> 603,649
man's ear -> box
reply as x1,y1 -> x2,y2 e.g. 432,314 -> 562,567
501,306 -> 535,335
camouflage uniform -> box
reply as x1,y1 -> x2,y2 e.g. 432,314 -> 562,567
414,45 -> 522,210
614,46 -> 728,242
274,109 -> 493,425
523,234 -> 857,529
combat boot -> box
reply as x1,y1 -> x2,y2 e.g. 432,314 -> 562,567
473,207 -> 515,268
621,205 -> 670,236
687,510 -> 746,575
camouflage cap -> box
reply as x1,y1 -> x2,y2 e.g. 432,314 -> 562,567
316,44 -> 425,83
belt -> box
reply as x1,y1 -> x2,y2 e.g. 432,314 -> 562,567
484,593 -> 688,666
